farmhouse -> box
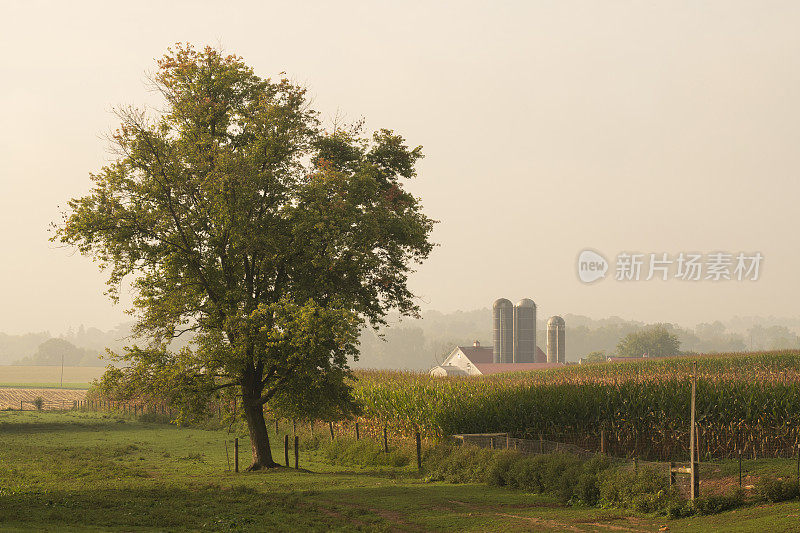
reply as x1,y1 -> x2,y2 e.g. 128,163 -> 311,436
429,297 -> 567,376
430,341 -> 563,376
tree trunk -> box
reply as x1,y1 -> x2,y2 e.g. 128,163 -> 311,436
242,385 -> 278,470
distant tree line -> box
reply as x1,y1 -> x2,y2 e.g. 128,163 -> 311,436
0,322 -> 192,366
1,312 -> 799,369
353,310 -> 800,370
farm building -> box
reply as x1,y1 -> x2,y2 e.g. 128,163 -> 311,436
430,297 -> 567,376
430,341 -> 562,376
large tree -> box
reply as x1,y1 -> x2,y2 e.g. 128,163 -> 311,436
616,324 -> 680,358
54,45 -> 434,469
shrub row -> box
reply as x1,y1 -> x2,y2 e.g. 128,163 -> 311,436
755,476 -> 800,502
420,443 -> 754,517
301,435 -> 411,468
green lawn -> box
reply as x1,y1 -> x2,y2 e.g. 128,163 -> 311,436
0,411 -> 798,532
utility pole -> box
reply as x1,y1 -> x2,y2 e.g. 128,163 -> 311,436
690,361 -> 699,500
60,352 -> 64,388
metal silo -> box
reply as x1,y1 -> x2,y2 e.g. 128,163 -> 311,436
492,298 -> 513,363
513,298 -> 537,363
546,316 -> 566,364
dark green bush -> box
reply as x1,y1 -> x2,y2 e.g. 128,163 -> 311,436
598,466 -> 680,513
668,488 -> 746,518
487,450 -> 523,487
423,443 -> 497,483
573,455 -> 613,505
693,489 -> 745,515
487,452 -> 613,505
304,436 -> 412,468
755,476 -> 800,502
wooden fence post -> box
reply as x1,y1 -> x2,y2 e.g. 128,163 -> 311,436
294,436 -> 299,469
600,429 -> 606,455
234,438 -> 239,473
355,422 -> 360,440
416,432 -> 422,472
284,435 -> 289,467
383,427 -> 388,453
669,461 -> 676,488
329,421 -> 334,441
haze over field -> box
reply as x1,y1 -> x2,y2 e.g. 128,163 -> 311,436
1,312 -> 798,371
2,2 -> 800,335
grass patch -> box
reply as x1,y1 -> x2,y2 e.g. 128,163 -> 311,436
1,411 -> 798,532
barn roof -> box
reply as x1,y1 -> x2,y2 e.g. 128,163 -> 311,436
455,346 -> 493,363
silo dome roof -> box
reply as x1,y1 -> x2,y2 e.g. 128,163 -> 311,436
547,315 -> 565,326
515,298 -> 536,308
493,298 -> 513,309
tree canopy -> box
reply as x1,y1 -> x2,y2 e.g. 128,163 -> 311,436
616,325 -> 680,358
54,44 -> 435,468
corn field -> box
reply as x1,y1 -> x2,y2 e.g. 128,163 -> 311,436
350,351 -> 800,461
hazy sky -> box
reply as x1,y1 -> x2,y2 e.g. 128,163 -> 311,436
2,1 -> 800,334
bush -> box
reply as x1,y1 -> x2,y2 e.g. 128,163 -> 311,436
599,466 -> 680,513
305,436 -> 412,468
755,476 -> 800,502
574,455 -> 613,505
423,443 -> 497,483
487,450 -> 523,487
667,488 -> 746,518
693,489 -> 745,515
33,397 -> 44,411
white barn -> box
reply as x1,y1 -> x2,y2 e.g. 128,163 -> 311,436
430,341 -> 562,377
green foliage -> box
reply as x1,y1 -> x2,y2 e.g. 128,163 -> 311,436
303,436 -> 411,468
667,488 -> 746,518
492,453 -> 613,505
32,397 -> 44,411
486,449 -> 522,487
582,350 -> 607,363
755,476 -> 800,502
616,324 -> 681,357
53,43 -> 434,464
424,444 -> 682,512
423,443 -> 498,484
598,466 -> 679,513
693,489 -> 746,515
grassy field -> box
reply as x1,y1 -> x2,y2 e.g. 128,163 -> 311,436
0,365 -> 104,386
1,411 -> 799,532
